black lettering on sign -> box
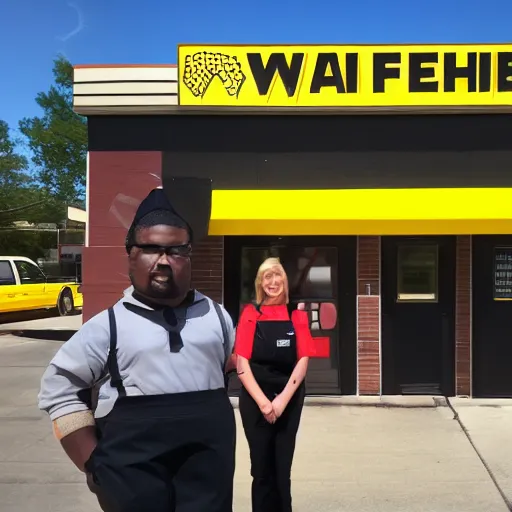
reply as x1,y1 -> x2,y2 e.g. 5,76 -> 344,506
373,53 -> 401,93
247,53 -> 304,97
310,53 -> 359,94
497,52 -> 512,92
444,52 -> 477,92
479,53 -> 492,92
310,53 -> 345,93
345,53 -> 359,93
408,53 -> 438,93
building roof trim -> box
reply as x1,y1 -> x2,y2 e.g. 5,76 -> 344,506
73,65 -> 178,115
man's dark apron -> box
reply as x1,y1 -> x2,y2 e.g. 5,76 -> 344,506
85,308 -> 236,512
238,312 -> 306,512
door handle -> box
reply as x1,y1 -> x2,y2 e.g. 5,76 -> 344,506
7,294 -> 15,298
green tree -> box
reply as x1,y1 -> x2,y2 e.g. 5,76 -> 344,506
0,120 -> 32,225
19,55 -> 87,204
0,120 -> 67,227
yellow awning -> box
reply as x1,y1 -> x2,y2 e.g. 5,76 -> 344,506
209,188 -> 512,235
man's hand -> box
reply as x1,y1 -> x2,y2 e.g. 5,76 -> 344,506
86,472 -> 116,511
259,399 -> 277,424
271,394 -> 288,419
86,472 -> 101,494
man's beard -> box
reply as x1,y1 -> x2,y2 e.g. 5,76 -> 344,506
148,275 -> 181,299
129,273 -> 182,300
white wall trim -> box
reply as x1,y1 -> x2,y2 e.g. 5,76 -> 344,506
85,151 -> 90,247
378,235 -> 383,397
469,235 -> 473,397
221,236 -> 225,306
355,236 -> 360,396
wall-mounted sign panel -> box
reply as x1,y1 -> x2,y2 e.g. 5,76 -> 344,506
178,44 -> 512,108
493,247 -> 512,300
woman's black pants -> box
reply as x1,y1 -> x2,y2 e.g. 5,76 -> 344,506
239,384 -> 305,512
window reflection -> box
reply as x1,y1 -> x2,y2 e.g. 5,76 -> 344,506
320,302 -> 337,330
299,301 -> 337,332
397,244 -> 438,302
240,245 -> 337,305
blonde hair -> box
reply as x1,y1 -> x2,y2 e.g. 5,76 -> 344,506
254,257 -> 289,305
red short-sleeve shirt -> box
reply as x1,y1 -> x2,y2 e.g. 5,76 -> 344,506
234,304 -> 316,360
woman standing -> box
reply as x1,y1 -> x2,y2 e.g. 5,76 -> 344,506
235,257 -> 315,512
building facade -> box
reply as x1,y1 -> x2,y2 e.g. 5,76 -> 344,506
75,44 -> 512,398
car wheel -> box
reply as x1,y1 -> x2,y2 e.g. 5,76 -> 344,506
58,289 -> 74,316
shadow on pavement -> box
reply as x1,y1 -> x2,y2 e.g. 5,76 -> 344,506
0,309 -> 81,325
3,330 -> 77,342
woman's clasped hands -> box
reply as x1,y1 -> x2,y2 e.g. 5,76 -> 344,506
259,394 -> 287,424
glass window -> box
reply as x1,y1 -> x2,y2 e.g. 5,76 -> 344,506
0,261 -> 15,286
240,245 -> 337,306
397,245 -> 438,302
14,261 -> 46,284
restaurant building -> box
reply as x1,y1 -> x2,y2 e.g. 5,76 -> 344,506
74,43 -> 512,398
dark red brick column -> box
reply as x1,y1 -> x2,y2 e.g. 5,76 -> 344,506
455,235 -> 471,396
84,151 -> 162,321
357,236 -> 381,395
84,150 -> 225,322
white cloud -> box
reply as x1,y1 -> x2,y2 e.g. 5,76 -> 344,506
57,2 -> 85,42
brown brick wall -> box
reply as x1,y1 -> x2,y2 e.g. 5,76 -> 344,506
357,236 -> 381,395
191,236 -> 224,304
455,235 -> 471,396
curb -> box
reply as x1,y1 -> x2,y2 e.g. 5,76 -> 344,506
229,395 -> 446,409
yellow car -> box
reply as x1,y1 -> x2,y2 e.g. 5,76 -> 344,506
0,256 -> 83,316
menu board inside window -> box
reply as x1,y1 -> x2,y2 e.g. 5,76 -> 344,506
493,247 -> 512,300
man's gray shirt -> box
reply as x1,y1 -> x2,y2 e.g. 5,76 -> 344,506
38,289 -> 235,420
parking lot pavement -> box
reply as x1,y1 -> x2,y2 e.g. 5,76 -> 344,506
0,335 -> 509,512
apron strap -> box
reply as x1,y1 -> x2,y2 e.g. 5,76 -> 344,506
213,301 -> 229,354
107,307 -> 127,398
212,301 -> 236,389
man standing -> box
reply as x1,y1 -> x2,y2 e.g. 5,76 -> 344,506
38,178 -> 236,512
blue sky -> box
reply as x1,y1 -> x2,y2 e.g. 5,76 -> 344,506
1,0 -> 511,139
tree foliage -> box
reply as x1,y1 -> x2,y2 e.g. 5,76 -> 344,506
0,230 -> 57,261
19,55 -> 87,204
0,120 -> 66,227
0,119 -> 29,193
0,120 -> 34,225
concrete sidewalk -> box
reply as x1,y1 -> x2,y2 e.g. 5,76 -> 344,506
0,335 -> 509,512
450,397 -> 512,509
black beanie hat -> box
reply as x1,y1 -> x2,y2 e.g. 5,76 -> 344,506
125,177 -> 212,253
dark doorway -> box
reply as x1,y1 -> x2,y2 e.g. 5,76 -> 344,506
224,236 -> 357,396
381,236 -> 456,395
473,235 -> 512,397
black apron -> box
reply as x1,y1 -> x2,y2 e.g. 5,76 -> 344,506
84,308 -> 236,512
249,316 -> 299,399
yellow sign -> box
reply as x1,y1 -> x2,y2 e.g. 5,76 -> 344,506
178,44 -> 512,108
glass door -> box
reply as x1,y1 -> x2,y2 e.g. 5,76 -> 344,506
238,244 -> 341,394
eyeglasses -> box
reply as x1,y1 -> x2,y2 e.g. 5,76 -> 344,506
132,243 -> 192,258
